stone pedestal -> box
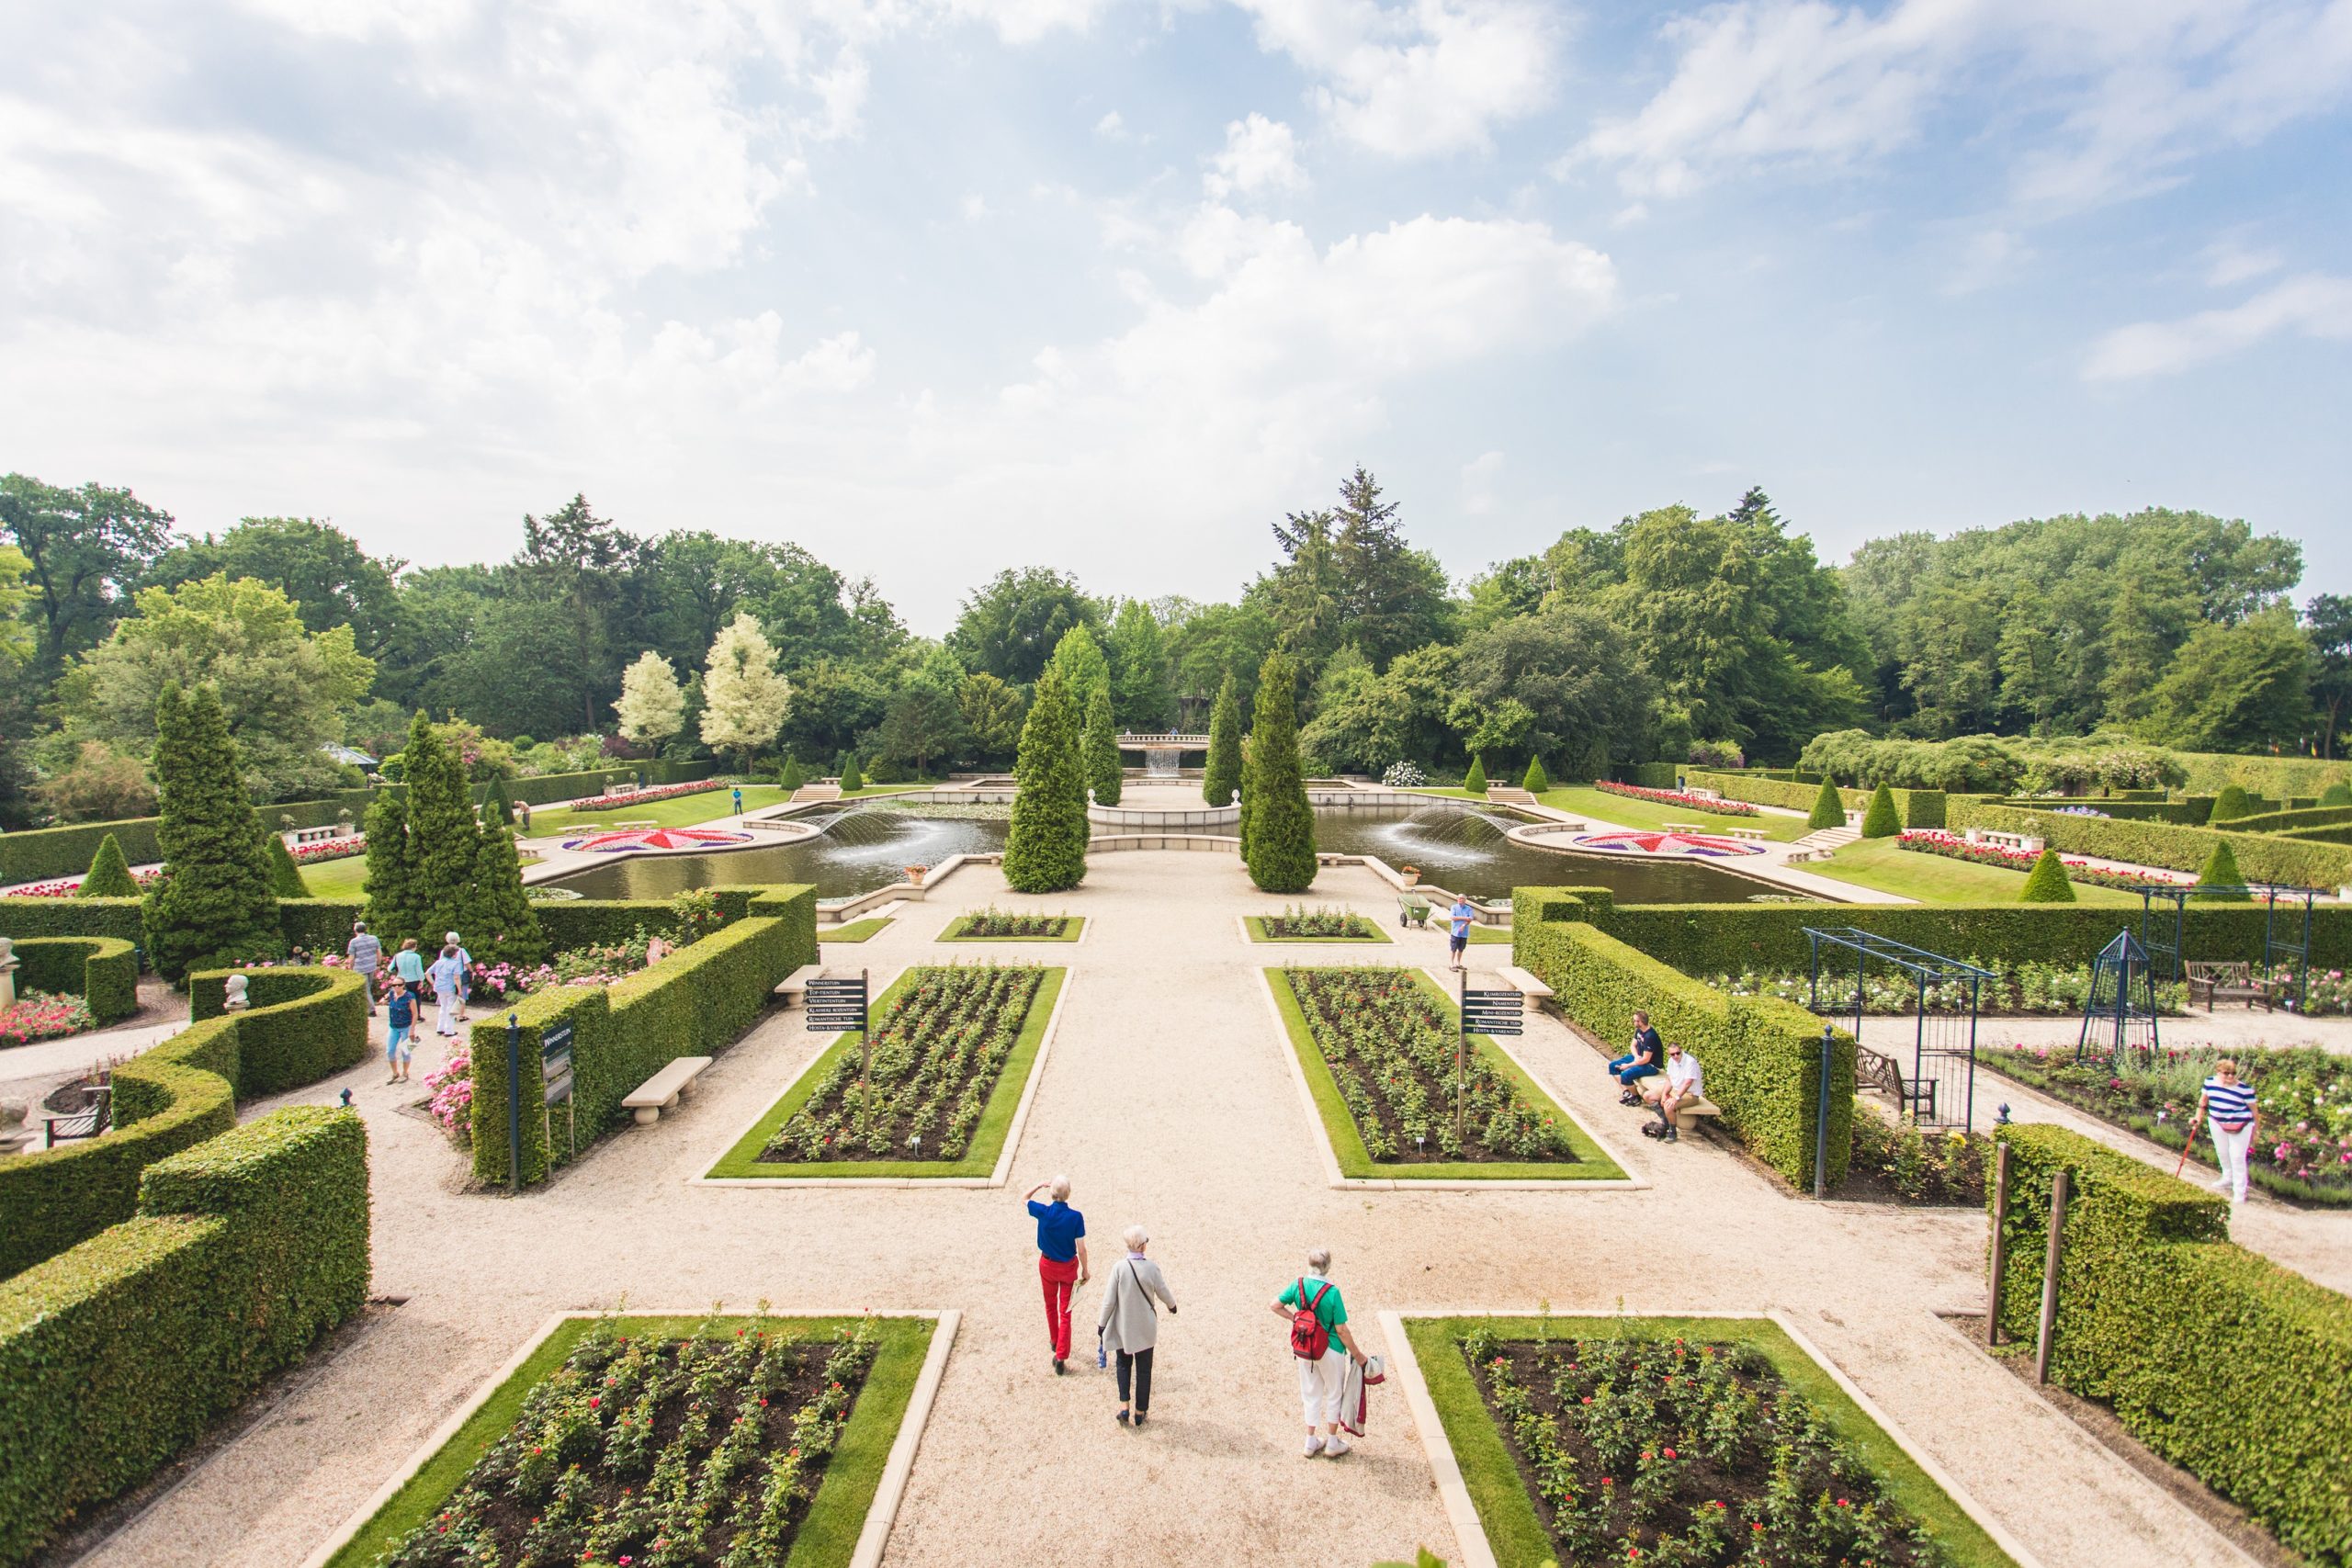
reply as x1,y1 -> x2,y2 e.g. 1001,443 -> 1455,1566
0,936 -> 17,1011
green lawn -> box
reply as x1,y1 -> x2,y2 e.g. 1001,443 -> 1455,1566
820,916 -> 895,942
1264,968 -> 1624,1182
1466,925 -> 1512,944
525,784 -> 788,838
1402,1314 -> 2016,1568
1801,836 -> 2138,906
939,915 -> 1085,942
1405,784 -> 1806,841
322,1314 -> 938,1568
293,851 -> 537,900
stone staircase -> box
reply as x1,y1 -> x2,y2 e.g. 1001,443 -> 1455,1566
791,784 -> 842,804
1785,823 -> 1860,862
1487,786 -> 1539,807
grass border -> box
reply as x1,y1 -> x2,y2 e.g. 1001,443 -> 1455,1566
1262,966 -> 1628,1183
705,965 -> 1068,1180
312,1313 -> 942,1568
1242,914 -> 1395,943
1396,1312 -> 2025,1568
936,913 -> 1086,943
821,916 -> 896,943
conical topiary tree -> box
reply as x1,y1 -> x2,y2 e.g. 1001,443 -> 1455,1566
2208,784 -> 2254,825
2194,838 -> 2252,902
1083,683 -> 1122,806
266,834 -> 313,898
1003,666 -> 1088,893
1860,783 -> 1901,838
1464,756 -> 1487,795
840,753 -> 864,794
779,755 -> 805,793
1203,672 -> 1242,807
1521,757 -> 1550,795
1807,777 -> 1846,830
2018,848 -> 2075,903
1242,651 -> 1316,894
363,788 -> 419,943
2320,779 -> 2352,807
483,773 -> 514,826
77,833 -> 139,898
469,824 -> 547,965
401,712 -> 484,949
142,682 -> 283,980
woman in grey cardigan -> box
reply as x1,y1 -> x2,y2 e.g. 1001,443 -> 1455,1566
1097,1224 -> 1178,1427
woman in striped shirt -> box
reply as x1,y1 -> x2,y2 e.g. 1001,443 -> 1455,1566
2195,1058 -> 2259,1205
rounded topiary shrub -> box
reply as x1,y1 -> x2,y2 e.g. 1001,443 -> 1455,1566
1464,756 -> 1487,795
2208,784 -> 2255,824
1807,777 -> 1846,830
2019,848 -> 2075,903
2321,780 -> 2352,807
1521,757 -> 1550,794
1860,783 -> 1900,838
2194,838 -> 2252,901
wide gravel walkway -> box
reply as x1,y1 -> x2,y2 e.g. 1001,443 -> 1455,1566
78,854 -> 2304,1568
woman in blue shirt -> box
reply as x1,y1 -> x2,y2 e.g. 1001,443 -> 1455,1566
2195,1058 -> 2260,1204
1023,1175 -> 1089,1373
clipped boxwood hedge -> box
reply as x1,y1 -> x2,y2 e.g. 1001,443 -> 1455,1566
0,818 -> 164,887
469,885 -> 817,1186
0,896 -> 145,948
0,1106 -> 368,1564
1987,796 -> 2211,825
1946,797 -> 2352,888
1992,1125 -> 2352,1564
1685,770 -> 1946,829
0,966 -> 368,1280
2223,805 -> 2352,836
10,937 -> 138,1024
1510,896 -> 1854,1189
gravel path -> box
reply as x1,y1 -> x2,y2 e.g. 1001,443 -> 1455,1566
74,854 -> 2294,1568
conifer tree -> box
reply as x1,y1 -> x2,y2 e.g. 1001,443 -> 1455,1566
779,755 -> 805,792
1083,683 -> 1123,806
2018,848 -> 2075,903
1203,672 -> 1243,807
470,824 -> 547,964
1860,783 -> 1901,838
267,834 -> 313,897
401,712 -> 485,947
840,753 -> 865,793
1464,756 -> 1487,795
142,682 -> 283,979
1521,756 -> 1550,795
77,833 -> 139,898
1003,666 -> 1088,892
2194,839 -> 2252,901
1242,651 -> 1316,893
1807,777 -> 1846,830
483,773 -> 514,826
363,788 -> 419,942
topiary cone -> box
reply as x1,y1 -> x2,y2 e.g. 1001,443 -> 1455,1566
2193,838 -> 2252,902
1860,783 -> 1900,838
2018,848 -> 2075,903
1464,756 -> 1487,795
1807,777 -> 1846,830
2208,784 -> 2254,825
266,833 -> 313,898
840,753 -> 864,793
1521,757 -> 1550,794
77,832 -> 140,898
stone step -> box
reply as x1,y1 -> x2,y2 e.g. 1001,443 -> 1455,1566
792,784 -> 843,803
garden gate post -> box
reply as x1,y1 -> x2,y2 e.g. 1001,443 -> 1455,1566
2033,1168 -> 2070,1383
1985,1143 -> 2011,1345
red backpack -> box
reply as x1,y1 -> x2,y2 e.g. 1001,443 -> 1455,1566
1289,1278 -> 1333,1359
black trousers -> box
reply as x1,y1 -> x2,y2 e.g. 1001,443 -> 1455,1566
1115,1347 -> 1154,1411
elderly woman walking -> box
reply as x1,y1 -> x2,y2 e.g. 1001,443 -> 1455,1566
1097,1225 -> 1178,1427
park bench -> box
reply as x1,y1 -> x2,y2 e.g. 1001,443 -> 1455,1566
42,1083 -> 110,1144
1725,827 -> 1767,840
614,819 -> 659,829
772,964 -> 824,1006
623,1056 -> 713,1124
1962,828 -> 2045,854
288,824 -> 349,845
1495,965 -> 1555,1008
2185,961 -> 2277,1011
1642,1083 -> 1724,1133
1663,821 -> 1702,833
1397,895 -> 1430,928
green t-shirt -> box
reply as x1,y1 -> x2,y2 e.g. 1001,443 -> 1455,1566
1278,1276 -> 1347,1332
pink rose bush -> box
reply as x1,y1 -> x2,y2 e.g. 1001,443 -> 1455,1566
1897,829 -> 2195,892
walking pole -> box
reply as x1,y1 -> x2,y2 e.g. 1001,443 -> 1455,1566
2174,1111 -> 2200,1179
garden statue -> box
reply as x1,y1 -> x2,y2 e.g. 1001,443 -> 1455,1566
0,1099 -> 32,1157
222,973 -> 251,1010
0,937 -> 16,1010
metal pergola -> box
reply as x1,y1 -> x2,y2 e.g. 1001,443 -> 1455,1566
1803,927 -> 1997,1132
2138,883 -> 2321,1001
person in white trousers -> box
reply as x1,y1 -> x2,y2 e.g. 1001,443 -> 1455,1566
1271,1247 -> 1370,1458
2196,1057 -> 2260,1204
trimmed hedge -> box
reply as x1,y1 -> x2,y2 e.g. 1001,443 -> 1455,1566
1687,770 -> 1945,829
0,1106 -> 368,1564
1992,1125 -> 2352,1563
10,937 -> 138,1024
0,896 -> 147,948
1946,797 -> 2352,888
2225,805 -> 2352,836
1616,762 -> 1680,789
469,885 -> 817,1186
1510,890 -> 1854,1189
0,817 -> 163,887
0,966 -> 367,1280
1991,796 -> 2211,825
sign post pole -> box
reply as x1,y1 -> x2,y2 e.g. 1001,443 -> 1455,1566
504,1013 -> 521,1196
1455,968 -> 1467,1150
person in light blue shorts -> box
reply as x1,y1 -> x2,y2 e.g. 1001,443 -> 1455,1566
383,978 -> 418,1084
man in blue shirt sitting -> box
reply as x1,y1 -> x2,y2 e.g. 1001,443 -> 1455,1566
1609,1010 -> 1666,1102
1024,1174 -> 1090,1373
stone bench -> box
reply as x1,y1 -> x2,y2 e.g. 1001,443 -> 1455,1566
1726,828 -> 1768,841
623,1056 -> 713,1124
289,825 -> 349,845
1662,821 -> 1703,833
1495,964 -> 1555,1000
1642,1089 -> 1724,1132
772,964 -> 824,1006
614,819 -> 659,829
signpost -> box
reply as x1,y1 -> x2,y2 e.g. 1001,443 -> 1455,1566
1455,973 -> 1525,1145
542,1021 -> 576,1161
806,971 -> 872,1112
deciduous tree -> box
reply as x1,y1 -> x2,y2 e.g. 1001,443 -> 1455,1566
699,613 -> 792,767
616,650 -> 687,748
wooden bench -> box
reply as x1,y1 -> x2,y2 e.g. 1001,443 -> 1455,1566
1495,964 -> 1555,1000
772,964 -> 824,1006
623,1056 -> 713,1124
2186,961 -> 2276,1011
1397,895 -> 1430,929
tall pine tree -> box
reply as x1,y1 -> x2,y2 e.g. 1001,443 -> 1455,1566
401,712 -> 486,948
470,824 -> 547,964
363,787 -> 420,942
1203,672 -> 1243,807
142,682 -> 283,979
1083,683 -> 1123,806
1003,666 -> 1088,892
1242,651 -> 1316,893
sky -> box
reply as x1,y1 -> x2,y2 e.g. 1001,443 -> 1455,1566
3,0 -> 2348,635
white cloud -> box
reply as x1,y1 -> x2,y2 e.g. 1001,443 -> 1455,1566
2203,237 -> 2283,288
1094,109 -> 1127,138
1460,448 -> 1504,513
1204,113 -> 1307,198
1572,0 -> 2352,213
1232,0 -> 1557,156
961,193 -> 991,220
2083,274 -> 2352,378
1942,226 -> 2031,295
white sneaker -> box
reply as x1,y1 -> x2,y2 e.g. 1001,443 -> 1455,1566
1324,1435 -> 1352,1458
1302,1435 -> 1324,1457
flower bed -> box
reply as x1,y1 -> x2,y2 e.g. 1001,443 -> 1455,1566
760,964 -> 1046,1164
1283,967 -> 1577,1164
424,1048 -> 472,1139
560,780 -> 726,813
1847,1113 -> 1987,1205
1426,1320 -> 1999,1568
1984,1043 -> 2352,1205
1250,905 -> 1386,942
1713,962 -> 2186,1016
288,833 -> 366,865
1897,829 -> 2194,892
0,989 -> 96,1048
4,870 -> 161,897
1593,780 -> 1759,818
322,1312 -> 940,1568
943,907 -> 1080,941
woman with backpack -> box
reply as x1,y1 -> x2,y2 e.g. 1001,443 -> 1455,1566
1270,1247 -> 1369,1458
1096,1225 -> 1178,1427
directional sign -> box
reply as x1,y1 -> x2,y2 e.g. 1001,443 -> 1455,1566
806,972 -> 870,1034
1461,988 -> 1524,1036
540,1023 -> 575,1103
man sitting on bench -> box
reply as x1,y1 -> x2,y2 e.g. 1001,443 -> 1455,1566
1608,1010 -> 1666,1104
1644,1043 -> 1703,1144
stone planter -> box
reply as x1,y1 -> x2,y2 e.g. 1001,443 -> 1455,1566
1399,867 -> 1421,886
905,864 -> 931,886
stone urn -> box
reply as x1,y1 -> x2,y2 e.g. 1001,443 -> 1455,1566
1399,866 -> 1421,886
905,864 -> 931,886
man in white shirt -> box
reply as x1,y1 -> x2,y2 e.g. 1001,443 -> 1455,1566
1647,1043 -> 1703,1144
